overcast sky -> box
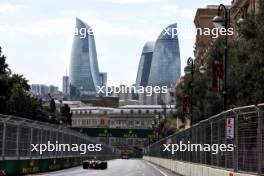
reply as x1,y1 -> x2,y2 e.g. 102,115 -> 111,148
0,0 -> 231,90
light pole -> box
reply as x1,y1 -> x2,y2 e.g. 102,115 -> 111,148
213,4 -> 230,111
213,5 -> 247,110
184,57 -> 206,125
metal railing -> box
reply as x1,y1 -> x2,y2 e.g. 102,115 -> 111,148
0,114 -> 120,160
144,104 -> 264,175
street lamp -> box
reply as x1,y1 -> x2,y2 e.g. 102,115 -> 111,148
236,8 -> 247,26
184,57 -> 205,125
213,4 -> 230,111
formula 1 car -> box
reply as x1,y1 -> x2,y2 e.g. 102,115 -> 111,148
82,160 -> 108,169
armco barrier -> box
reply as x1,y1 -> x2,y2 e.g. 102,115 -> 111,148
0,115 -> 121,175
0,155 -> 116,176
144,104 -> 264,176
0,157 -> 85,175
144,156 -> 256,176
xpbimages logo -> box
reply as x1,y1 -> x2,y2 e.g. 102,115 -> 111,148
97,85 -> 168,96
31,141 -> 102,155
162,141 -> 234,155
74,26 -> 234,39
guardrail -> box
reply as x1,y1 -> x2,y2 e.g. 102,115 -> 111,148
0,114 -> 121,160
144,104 -> 264,175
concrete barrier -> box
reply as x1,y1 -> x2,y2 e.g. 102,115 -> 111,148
143,156 -> 256,176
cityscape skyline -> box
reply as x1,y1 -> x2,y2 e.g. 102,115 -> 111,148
0,0 -> 231,90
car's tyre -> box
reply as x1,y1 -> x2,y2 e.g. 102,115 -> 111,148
83,162 -> 89,169
94,163 -> 99,169
100,162 -> 107,169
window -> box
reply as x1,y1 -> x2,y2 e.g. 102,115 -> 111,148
92,119 -> 97,125
129,121 -> 133,126
87,119 -> 91,125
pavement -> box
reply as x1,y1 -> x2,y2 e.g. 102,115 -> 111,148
29,159 -> 180,176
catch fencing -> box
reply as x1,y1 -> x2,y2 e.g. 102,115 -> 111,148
0,115 -> 120,160
145,104 -> 264,175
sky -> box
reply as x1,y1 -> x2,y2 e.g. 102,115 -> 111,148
0,0 -> 231,90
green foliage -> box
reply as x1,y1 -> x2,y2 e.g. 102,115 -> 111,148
0,47 -> 10,75
0,49 -> 31,114
49,98 -> 56,113
176,5 -> 264,124
0,47 -> 69,125
164,118 -> 179,136
60,104 -> 72,125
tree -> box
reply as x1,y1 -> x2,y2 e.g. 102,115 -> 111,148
175,3 -> 264,125
49,98 -> 56,113
0,47 -> 10,75
0,46 -> 60,124
60,104 -> 72,125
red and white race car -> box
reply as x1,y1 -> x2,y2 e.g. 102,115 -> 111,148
82,160 -> 108,169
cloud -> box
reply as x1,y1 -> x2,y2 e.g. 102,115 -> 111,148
0,18 -> 75,38
0,3 -> 24,14
0,15 -> 157,41
161,5 -> 196,19
97,0 -> 166,4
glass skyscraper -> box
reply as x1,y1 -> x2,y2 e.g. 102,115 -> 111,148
135,41 -> 155,87
69,18 -> 102,99
147,23 -> 181,87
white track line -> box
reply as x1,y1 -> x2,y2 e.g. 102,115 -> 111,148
145,161 -> 169,176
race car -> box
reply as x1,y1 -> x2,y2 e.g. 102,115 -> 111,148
82,160 -> 108,169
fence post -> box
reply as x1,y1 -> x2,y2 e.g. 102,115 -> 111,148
2,122 -> 6,160
40,129 -> 43,159
234,110 -> 239,172
61,131 -> 64,157
16,125 -> 20,159
210,121 -> 213,166
29,127 -> 33,159
257,106 -> 263,175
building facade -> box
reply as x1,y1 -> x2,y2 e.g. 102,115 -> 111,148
31,84 -> 59,97
194,5 -> 219,65
135,41 -> 155,87
194,1 -> 261,64
231,0 -> 260,38
148,23 -> 181,87
69,18 -> 104,100
71,105 -> 176,153
62,75 -> 70,96
99,72 -> 107,87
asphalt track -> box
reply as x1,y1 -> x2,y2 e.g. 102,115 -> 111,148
29,159 -> 180,176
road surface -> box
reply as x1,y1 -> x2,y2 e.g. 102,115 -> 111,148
29,159 -> 179,176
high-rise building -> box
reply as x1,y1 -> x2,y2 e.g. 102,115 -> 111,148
62,75 -> 70,96
99,72 -> 107,87
135,41 -> 155,87
147,23 -> 181,87
69,18 -> 103,100
30,84 -> 59,97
